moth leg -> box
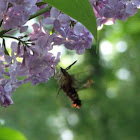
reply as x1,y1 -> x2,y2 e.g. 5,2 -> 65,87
56,87 -> 61,97
51,67 -> 56,77
47,64 -> 56,77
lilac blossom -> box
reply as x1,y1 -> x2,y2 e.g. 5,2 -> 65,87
0,0 -> 8,23
1,0 -> 38,30
0,43 -> 22,107
43,7 -> 93,54
90,0 -> 139,26
22,34 -> 61,85
0,21 -> 61,107
0,92 -> 14,107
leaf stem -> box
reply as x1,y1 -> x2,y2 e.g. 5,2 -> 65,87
2,35 -> 30,47
2,38 -> 9,55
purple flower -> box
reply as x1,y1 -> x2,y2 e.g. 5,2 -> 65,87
52,20 -> 93,54
29,23 -> 46,41
90,0 -> 140,26
43,7 -> 71,29
1,0 -> 38,30
0,93 -> 13,107
22,51 -> 61,85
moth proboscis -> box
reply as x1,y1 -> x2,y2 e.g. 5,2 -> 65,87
55,60 -> 82,109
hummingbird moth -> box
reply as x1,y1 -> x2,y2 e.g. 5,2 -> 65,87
56,61 -> 82,109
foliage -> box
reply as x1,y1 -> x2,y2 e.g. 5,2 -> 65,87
0,127 -> 27,140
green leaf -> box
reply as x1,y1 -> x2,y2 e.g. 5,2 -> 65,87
42,0 -> 97,41
0,127 -> 27,140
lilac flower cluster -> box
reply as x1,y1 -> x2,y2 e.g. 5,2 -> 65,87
90,0 -> 140,26
0,0 -> 40,30
0,0 -> 140,107
43,7 -> 93,54
0,22 -> 60,107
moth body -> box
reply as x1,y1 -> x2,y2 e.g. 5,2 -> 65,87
56,61 -> 81,109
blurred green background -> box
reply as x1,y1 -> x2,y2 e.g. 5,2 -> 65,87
0,13 -> 140,140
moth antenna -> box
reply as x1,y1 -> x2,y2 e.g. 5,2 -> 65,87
56,87 -> 61,97
65,60 -> 77,71
50,65 -> 56,77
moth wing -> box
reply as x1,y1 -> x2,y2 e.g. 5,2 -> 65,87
71,72 -> 94,90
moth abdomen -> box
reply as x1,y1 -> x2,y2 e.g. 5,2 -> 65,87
66,87 -> 82,109
72,99 -> 81,109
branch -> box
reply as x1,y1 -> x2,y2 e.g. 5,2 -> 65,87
29,5 -> 51,20
2,35 -> 30,47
